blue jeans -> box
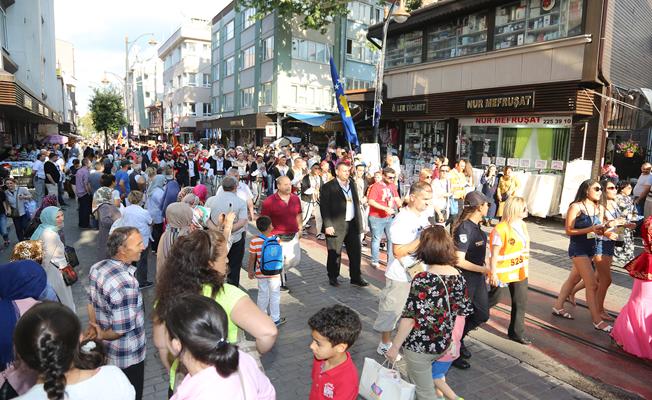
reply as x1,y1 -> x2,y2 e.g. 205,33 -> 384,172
266,174 -> 275,195
0,213 -> 8,241
369,215 -> 393,263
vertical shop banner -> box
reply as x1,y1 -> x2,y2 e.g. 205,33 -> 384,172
329,57 -> 359,147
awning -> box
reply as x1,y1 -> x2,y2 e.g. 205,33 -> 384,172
288,112 -> 333,127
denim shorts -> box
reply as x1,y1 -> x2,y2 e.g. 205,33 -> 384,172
595,240 -> 615,257
568,238 -> 595,258
431,361 -> 452,379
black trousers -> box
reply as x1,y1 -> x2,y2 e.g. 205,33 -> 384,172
122,360 -> 144,400
11,214 -> 29,242
325,221 -> 362,282
461,271 -> 490,343
489,278 -> 528,339
135,243 -> 149,284
77,193 -> 92,227
227,232 -> 246,287
151,223 -> 164,253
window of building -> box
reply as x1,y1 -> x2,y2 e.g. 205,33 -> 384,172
385,31 -> 422,68
203,102 -> 212,116
347,78 -> 373,90
243,8 -> 256,29
0,8 -> 7,50
260,82 -> 272,105
188,73 -> 197,86
494,0 -> 584,49
427,10 -> 488,61
145,91 -> 150,98
242,46 -> 255,70
212,30 -> 220,49
177,75 -> 182,87
348,1 -> 374,25
291,38 -> 329,63
212,98 -> 218,114
185,102 -> 196,116
169,79 -> 174,90
224,57 -> 235,76
241,87 -> 254,108
222,93 -> 234,111
203,43 -> 210,52
203,73 -> 211,87
212,65 -> 219,81
262,36 -> 274,61
225,20 -> 235,41
176,103 -> 182,116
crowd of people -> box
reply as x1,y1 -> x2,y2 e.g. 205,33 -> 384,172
0,138 -> 649,400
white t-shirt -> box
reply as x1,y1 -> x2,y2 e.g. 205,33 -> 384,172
385,208 -> 431,282
17,365 -> 135,400
216,182 -> 253,203
633,173 -> 652,197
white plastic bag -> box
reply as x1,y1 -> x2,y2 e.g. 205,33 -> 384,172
359,357 -> 415,400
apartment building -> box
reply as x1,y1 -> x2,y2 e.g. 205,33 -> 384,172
197,1 -> 383,147
129,55 -> 163,138
55,38 -> 78,134
0,0 -> 62,145
158,18 -> 212,143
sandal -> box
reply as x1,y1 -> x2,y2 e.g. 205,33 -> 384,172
565,294 -> 576,307
552,307 -> 574,320
600,312 -> 615,322
593,321 -> 613,333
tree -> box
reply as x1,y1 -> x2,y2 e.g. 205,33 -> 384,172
89,87 -> 126,149
77,113 -> 95,138
238,0 -> 422,33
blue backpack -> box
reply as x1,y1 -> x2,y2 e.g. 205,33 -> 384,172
259,234 -> 283,276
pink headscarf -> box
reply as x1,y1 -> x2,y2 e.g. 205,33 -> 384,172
192,184 -> 208,204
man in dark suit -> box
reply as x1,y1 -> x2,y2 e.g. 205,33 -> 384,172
319,161 -> 369,287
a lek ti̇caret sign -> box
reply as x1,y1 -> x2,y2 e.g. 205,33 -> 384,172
465,92 -> 535,112
391,100 -> 427,113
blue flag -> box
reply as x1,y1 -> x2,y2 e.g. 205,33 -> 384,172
329,57 -> 359,147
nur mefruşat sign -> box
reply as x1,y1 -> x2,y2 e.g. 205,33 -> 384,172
465,92 -> 535,111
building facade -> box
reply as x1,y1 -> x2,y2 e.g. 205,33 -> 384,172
198,1 -> 383,147
129,54 -> 163,139
0,0 -> 62,146
368,0 -> 652,216
55,38 -> 78,134
158,18 -> 212,143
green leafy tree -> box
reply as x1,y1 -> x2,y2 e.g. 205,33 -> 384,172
237,0 -> 422,33
77,113 -> 95,138
89,87 -> 126,149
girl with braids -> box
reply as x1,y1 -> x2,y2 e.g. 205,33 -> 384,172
450,191 -> 490,369
163,294 -> 275,400
153,229 -> 277,395
13,302 -> 135,399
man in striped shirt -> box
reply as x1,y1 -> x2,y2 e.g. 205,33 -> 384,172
247,215 -> 285,326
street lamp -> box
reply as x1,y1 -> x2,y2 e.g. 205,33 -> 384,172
372,0 -> 410,144
125,33 -> 158,142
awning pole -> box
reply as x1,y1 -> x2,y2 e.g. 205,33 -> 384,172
581,121 -> 588,160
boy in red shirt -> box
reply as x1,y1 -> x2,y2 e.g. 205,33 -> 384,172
308,305 -> 362,400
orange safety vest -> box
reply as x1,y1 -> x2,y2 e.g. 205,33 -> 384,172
489,221 -> 529,283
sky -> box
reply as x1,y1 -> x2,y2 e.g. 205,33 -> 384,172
54,0 -> 229,115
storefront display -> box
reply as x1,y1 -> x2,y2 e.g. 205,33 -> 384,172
402,120 -> 446,178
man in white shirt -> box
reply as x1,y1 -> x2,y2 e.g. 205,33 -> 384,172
373,181 -> 432,356
633,162 -> 652,216
31,150 -> 47,203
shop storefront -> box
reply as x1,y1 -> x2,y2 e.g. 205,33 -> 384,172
197,113 -> 273,148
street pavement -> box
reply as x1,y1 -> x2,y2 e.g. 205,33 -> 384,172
2,203 -> 627,400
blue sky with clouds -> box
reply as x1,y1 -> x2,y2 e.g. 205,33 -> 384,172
54,0 -> 228,114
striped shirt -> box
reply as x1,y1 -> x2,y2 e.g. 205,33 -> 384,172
88,259 -> 146,368
249,236 -> 279,279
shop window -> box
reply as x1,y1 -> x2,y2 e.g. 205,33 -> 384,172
385,31 -> 422,68
427,10 -> 488,61
403,121 -> 447,175
494,0 -> 584,50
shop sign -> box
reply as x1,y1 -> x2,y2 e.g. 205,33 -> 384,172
265,123 -> 279,138
507,158 -> 519,167
551,160 -> 565,170
495,157 -> 506,166
459,115 -> 572,127
481,156 -> 491,165
23,96 -> 32,110
230,119 -> 245,127
465,92 -> 534,111
519,159 -> 531,168
535,160 -> 548,169
391,100 -> 427,113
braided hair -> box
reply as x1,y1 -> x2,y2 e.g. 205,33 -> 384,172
14,302 -> 81,400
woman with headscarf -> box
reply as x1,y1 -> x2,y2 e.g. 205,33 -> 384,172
156,202 -> 195,281
161,179 -> 181,216
0,260 -> 47,396
147,174 -> 167,253
30,206 -> 75,311
93,185 -> 122,260
192,183 -> 208,204
23,194 -> 60,241
176,186 -> 194,203
10,240 -> 59,302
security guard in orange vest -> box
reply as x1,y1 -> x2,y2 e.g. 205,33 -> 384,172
488,196 -> 532,345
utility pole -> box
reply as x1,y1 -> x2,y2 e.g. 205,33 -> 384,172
124,35 -> 130,145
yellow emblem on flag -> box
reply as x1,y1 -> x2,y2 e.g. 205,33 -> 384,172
338,95 -> 351,117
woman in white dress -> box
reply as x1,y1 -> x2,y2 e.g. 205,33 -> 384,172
30,206 -> 75,312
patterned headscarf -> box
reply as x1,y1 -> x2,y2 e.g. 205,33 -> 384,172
182,193 -> 200,207
10,240 -> 44,264
176,186 -> 194,202
192,205 -> 211,228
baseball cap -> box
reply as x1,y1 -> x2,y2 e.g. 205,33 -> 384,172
464,191 -> 489,207
120,159 -> 132,167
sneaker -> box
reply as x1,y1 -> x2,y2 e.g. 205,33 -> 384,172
280,285 -> 290,292
316,233 -> 326,240
274,317 -> 287,326
371,261 -> 380,269
377,342 -> 402,361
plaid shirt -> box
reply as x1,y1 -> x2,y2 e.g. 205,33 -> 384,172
88,259 -> 146,368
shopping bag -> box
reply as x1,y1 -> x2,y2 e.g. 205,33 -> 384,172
359,357 -> 415,400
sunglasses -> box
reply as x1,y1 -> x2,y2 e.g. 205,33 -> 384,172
592,187 -> 602,192
606,186 -> 617,191
440,169 -> 450,172
386,175 -> 396,179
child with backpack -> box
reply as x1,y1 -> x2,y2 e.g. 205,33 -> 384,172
247,215 -> 286,326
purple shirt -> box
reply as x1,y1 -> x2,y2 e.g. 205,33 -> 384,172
75,166 -> 90,196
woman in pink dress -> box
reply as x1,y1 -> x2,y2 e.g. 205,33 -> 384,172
611,216 -> 652,360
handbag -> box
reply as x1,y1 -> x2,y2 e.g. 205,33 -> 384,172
359,358 -> 415,400
9,207 -> 19,218
64,246 -> 79,268
60,264 -> 78,286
